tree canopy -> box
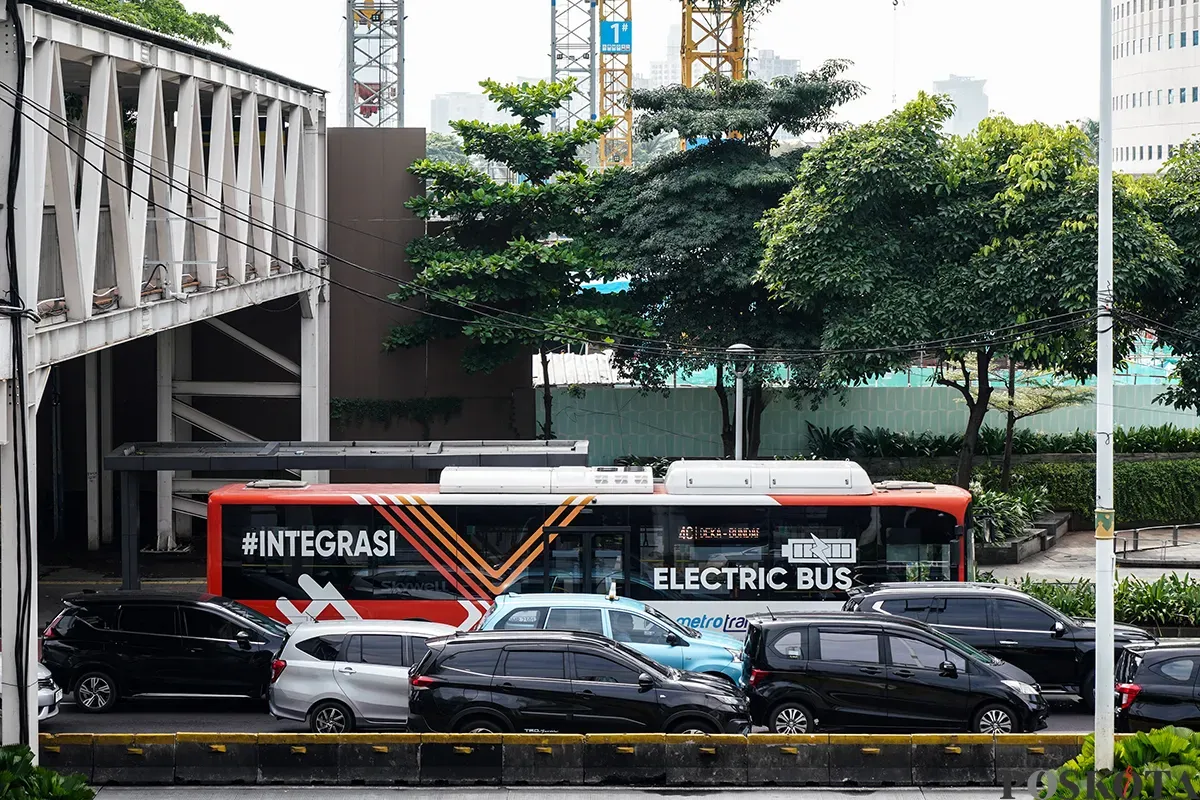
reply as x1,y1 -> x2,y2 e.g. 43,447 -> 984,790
758,93 -> 1181,485
68,0 -> 233,47
425,132 -> 469,166
591,64 -> 864,457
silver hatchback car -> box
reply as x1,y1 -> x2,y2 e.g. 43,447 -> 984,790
268,619 -> 455,733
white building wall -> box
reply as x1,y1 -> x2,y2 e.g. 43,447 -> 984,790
1113,0 -> 1200,174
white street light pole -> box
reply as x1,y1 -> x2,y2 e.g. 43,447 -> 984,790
727,344 -> 754,461
1095,0 -> 1116,772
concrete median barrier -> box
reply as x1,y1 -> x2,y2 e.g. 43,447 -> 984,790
501,734 -> 583,784
337,733 -> 420,785
994,734 -> 1085,788
418,733 -> 503,785
582,734 -> 667,785
911,734 -> 994,786
664,734 -> 748,785
175,733 -> 258,785
746,734 -> 829,786
828,734 -> 912,786
257,733 -> 339,784
38,733 -> 94,783
91,733 -> 176,785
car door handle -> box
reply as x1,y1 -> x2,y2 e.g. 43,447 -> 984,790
893,669 -> 915,678
581,689 -> 595,695
998,640 -> 1019,646
859,666 -> 882,675
501,682 -> 513,688
337,667 -> 356,675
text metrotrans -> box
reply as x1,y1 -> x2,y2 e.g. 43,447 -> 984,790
207,463 -> 972,630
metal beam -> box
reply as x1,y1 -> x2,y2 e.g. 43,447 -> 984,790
204,317 -> 302,377
174,478 -> 251,494
171,399 -> 258,443
171,495 -> 208,520
173,381 -> 301,398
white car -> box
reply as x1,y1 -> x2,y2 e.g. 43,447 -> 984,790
268,619 -> 455,733
0,661 -> 63,721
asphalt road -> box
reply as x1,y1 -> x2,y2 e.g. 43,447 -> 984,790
41,697 -> 1096,734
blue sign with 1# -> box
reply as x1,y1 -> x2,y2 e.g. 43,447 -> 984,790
600,20 -> 632,53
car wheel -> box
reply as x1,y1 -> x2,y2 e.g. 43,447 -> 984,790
973,704 -> 1015,734
1081,671 -> 1096,711
670,719 -> 717,735
770,702 -> 814,735
74,671 -> 117,713
456,717 -> 504,733
309,701 -> 354,734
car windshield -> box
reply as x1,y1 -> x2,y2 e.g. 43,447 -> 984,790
924,624 -> 996,665
208,597 -> 287,636
642,604 -> 699,638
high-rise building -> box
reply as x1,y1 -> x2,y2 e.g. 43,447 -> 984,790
429,92 -> 514,134
1112,0 -> 1200,175
932,75 -> 989,137
754,49 -> 801,81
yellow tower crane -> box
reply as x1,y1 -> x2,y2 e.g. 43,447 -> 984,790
598,1 -> 635,167
682,0 -> 746,86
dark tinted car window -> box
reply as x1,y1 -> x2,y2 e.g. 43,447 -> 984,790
545,608 -> 604,634
880,598 -> 932,622
494,608 -> 546,631
611,610 -> 671,646
296,635 -> 344,662
1154,657 -> 1195,683
502,650 -> 565,679
771,630 -> 806,660
119,605 -> 177,635
182,608 -> 242,640
817,630 -> 879,663
995,600 -> 1055,632
411,637 -> 431,664
437,648 -> 501,676
889,636 -> 949,670
360,635 -> 408,667
64,605 -> 118,632
933,598 -> 987,628
574,652 -> 639,684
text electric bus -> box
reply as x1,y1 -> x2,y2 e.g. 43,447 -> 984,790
208,461 -> 972,636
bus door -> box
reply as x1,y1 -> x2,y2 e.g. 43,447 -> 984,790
544,527 -> 630,595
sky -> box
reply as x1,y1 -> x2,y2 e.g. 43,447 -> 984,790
181,0 -> 1100,131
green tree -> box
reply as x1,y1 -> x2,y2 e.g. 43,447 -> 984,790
67,0 -> 232,46
425,131 -> 469,165
591,64 -> 864,457
387,79 -> 640,439
758,94 -> 1180,486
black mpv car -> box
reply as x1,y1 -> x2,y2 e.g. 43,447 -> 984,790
845,582 -> 1155,708
41,591 -> 287,713
406,629 -> 751,734
741,612 -> 1048,734
1116,640 -> 1200,732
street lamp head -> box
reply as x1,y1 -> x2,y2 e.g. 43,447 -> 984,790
726,343 -> 755,377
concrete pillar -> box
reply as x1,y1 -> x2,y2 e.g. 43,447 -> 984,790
300,287 -> 329,483
173,325 -> 192,542
156,330 -> 175,550
86,352 -> 100,551
100,348 -> 113,545
1,378 -> 42,747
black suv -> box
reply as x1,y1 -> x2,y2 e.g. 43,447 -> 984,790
406,629 -> 750,734
741,612 -> 1048,734
41,591 -> 287,712
844,582 -> 1155,708
1116,641 -> 1200,732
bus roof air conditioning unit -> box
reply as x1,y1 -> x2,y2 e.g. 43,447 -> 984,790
439,466 -> 654,494
663,460 -> 874,495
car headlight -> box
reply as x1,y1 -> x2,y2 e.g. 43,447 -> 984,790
723,647 -> 742,661
1002,679 -> 1040,697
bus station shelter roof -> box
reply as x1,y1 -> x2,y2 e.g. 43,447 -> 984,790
104,439 -> 590,472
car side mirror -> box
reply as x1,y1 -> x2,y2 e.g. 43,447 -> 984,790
939,661 -> 958,678
1052,621 -> 1067,639
665,632 -> 685,647
637,672 -> 654,690
236,630 -> 251,650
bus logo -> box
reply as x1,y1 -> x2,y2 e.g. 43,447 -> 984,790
781,535 -> 857,565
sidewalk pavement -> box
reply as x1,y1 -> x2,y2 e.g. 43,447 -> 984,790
989,530 -> 1194,583
91,788 -> 1019,799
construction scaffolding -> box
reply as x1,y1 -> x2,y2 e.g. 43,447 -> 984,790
681,0 -> 746,86
551,0 -> 599,148
347,0 -> 404,126
598,0 -> 634,167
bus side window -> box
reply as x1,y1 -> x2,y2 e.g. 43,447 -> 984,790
627,506 -> 669,601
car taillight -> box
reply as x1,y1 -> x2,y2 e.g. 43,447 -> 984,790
411,675 -> 437,688
271,659 -> 287,683
1117,683 -> 1141,711
749,669 -> 769,687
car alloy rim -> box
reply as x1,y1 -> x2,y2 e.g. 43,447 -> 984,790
776,707 -> 808,734
314,707 -> 346,733
979,709 -> 1012,734
78,677 -> 110,709
681,729 -> 707,735
469,727 -> 494,733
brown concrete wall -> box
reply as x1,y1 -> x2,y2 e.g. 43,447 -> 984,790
326,128 -> 532,480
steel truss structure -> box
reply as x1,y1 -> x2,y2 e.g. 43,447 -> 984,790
682,0 -> 746,86
551,0 -> 598,143
347,0 -> 404,127
598,0 -> 634,167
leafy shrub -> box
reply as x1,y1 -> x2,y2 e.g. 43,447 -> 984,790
969,482 -> 1042,543
1003,574 -> 1200,630
0,744 -> 94,799
805,423 -> 856,459
1049,727 -> 1200,799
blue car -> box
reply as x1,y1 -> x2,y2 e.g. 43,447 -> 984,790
476,592 -> 746,685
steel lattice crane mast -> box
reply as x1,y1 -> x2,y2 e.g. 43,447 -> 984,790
551,0 -> 599,143
598,1 -> 634,167
682,0 -> 746,86
347,0 -> 405,127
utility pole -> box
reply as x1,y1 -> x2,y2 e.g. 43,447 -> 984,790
1094,0 -> 1116,773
